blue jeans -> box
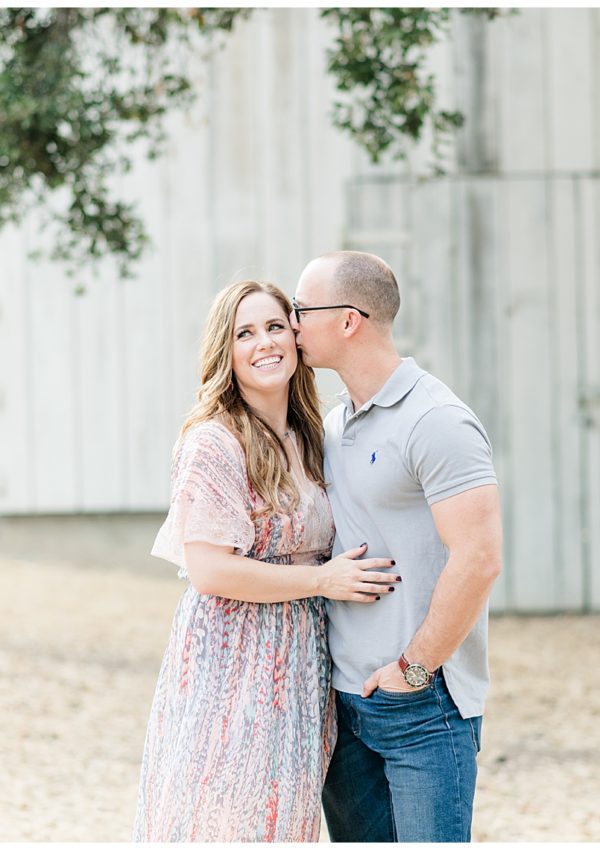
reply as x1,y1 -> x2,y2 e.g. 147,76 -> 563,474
322,671 -> 482,843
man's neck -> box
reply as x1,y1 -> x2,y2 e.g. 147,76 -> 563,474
338,349 -> 403,411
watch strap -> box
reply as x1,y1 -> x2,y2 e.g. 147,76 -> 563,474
398,653 -> 434,683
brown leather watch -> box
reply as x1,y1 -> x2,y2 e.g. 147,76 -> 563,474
398,653 -> 435,688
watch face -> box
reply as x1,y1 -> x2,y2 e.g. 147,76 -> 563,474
405,664 -> 429,688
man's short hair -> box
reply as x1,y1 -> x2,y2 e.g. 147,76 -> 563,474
320,251 -> 400,325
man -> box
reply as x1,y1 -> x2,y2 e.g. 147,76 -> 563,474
291,251 -> 503,843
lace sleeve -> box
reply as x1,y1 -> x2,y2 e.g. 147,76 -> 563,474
151,422 -> 255,578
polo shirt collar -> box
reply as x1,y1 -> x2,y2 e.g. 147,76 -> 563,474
337,357 -> 425,415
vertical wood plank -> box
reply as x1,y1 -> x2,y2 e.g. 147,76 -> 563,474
0,226 -> 33,512
457,178 -> 509,611
411,19 -> 459,176
303,11 -> 361,257
209,12 -> 264,282
75,274 -> 124,511
452,12 -> 499,174
463,180 -> 503,446
157,57 -> 218,475
450,177 -> 471,400
492,179 -> 514,613
545,9 -> 594,172
26,221 -> 80,511
504,180 -> 556,610
255,9 -> 308,284
579,178 -> 600,610
547,178 -> 584,609
344,179 -> 413,351
410,178 -> 456,385
592,10 -> 600,172
118,151 -> 172,511
497,10 -> 547,172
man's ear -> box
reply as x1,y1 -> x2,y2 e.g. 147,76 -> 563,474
343,310 -> 364,337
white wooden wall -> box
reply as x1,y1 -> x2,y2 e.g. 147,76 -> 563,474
1,9 -> 599,612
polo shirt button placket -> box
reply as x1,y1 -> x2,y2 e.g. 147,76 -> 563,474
341,420 -> 356,447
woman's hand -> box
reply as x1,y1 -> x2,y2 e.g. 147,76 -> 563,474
318,543 -> 399,602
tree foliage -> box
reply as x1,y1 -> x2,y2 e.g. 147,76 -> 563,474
321,8 -> 503,165
0,7 -> 502,277
0,7 -> 245,276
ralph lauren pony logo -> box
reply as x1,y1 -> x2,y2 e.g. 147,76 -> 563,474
370,450 -> 379,465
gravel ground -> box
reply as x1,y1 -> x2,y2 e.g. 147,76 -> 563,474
1,556 -> 599,842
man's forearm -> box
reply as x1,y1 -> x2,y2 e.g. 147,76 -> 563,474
404,551 -> 501,671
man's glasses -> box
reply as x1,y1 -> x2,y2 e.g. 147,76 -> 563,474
291,297 -> 369,324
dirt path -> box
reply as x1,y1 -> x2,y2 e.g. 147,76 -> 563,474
1,556 -> 599,841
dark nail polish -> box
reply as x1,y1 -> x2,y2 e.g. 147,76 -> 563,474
388,586 -> 395,592
360,542 -> 368,547
396,575 -> 402,582
375,595 -> 381,600
391,560 -> 396,565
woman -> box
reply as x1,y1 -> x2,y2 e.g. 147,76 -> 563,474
133,281 -> 395,842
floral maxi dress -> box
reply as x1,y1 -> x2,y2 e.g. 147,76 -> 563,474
133,421 -> 336,842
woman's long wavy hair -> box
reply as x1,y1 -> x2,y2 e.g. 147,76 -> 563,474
177,280 -> 326,515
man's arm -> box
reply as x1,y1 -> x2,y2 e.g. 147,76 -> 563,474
404,483 -> 502,670
362,483 -> 502,696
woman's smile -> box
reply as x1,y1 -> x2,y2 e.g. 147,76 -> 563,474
252,355 -> 283,370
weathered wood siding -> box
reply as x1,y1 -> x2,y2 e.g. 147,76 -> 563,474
0,9 -> 598,611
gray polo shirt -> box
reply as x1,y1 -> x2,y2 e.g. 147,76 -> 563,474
323,357 -> 497,719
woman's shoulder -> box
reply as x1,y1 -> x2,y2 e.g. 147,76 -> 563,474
179,418 -> 245,461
